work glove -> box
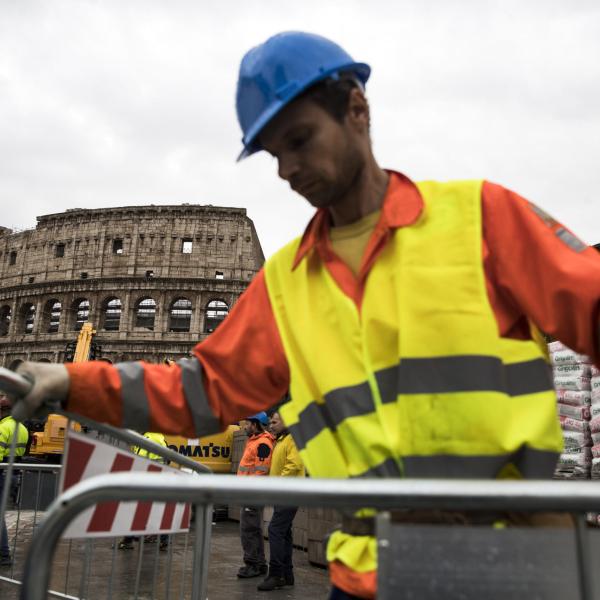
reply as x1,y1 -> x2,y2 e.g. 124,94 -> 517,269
11,362 -> 70,421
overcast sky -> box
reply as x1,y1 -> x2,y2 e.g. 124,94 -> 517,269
1,0 -> 599,257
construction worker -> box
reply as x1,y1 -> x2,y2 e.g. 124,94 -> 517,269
236,412 -> 274,578
257,410 -> 305,591
132,431 -> 168,462
118,431 -> 169,551
11,31 -> 600,598
0,395 -> 28,567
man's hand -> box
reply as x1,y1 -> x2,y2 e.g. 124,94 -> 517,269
12,362 -> 70,421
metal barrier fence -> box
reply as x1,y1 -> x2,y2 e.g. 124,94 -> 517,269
18,474 -> 600,600
0,424 -> 212,600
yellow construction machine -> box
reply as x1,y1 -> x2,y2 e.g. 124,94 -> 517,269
28,323 -> 95,461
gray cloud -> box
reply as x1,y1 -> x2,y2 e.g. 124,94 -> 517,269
1,0 -> 599,255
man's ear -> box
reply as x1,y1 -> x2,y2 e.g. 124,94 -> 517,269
346,87 -> 370,132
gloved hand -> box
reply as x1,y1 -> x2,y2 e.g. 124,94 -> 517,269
12,362 -> 70,421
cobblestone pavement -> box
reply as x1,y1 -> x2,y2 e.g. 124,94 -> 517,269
0,515 -> 330,599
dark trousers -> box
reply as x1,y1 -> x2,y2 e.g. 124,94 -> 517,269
328,586 -> 364,600
0,474 -> 10,557
268,505 -> 297,577
240,505 -> 266,567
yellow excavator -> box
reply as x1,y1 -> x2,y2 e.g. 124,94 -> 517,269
28,323 -> 94,461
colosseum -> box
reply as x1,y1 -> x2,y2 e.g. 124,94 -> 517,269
0,204 -> 264,367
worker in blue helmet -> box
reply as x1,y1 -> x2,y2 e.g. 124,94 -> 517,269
236,31 -> 370,161
236,411 -> 275,579
15,28 -> 600,600
246,412 -> 269,426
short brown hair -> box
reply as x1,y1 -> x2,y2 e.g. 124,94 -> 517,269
303,73 -> 364,124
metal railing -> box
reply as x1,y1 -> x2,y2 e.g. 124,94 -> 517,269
20,474 -> 600,600
0,430 -> 211,600
0,366 -> 214,600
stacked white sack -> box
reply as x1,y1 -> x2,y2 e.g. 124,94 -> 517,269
549,341 -> 592,480
589,365 -> 600,479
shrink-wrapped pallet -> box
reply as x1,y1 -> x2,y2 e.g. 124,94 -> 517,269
550,342 -> 592,480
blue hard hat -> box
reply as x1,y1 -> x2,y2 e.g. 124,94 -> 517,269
246,412 -> 270,426
236,31 -> 370,161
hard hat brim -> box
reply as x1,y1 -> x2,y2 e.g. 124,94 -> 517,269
236,62 -> 371,162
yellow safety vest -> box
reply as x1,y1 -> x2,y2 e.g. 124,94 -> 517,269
264,179 -> 562,573
133,432 -> 167,462
0,416 -> 29,461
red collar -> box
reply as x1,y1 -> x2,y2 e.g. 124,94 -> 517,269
292,170 -> 424,270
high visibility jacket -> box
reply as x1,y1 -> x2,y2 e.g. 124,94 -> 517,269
0,416 -> 29,461
132,432 -> 167,462
237,431 -> 274,476
270,432 -> 305,477
264,180 -> 562,584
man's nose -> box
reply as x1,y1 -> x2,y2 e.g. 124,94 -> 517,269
277,155 -> 300,182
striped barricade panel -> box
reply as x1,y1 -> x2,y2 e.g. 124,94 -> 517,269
59,430 -> 191,539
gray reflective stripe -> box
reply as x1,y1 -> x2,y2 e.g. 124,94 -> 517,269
238,466 -> 251,472
0,441 -> 24,449
505,359 -> 554,396
116,362 -> 150,432
326,381 -> 374,426
351,457 -> 403,479
290,356 -> 553,453
378,356 -> 553,401
403,446 -> 559,479
177,357 -> 220,437
254,465 -> 270,473
288,382 -> 374,451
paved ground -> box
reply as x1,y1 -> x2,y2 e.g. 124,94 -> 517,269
0,513 -> 330,599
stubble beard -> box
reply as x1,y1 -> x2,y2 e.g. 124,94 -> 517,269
305,146 -> 365,209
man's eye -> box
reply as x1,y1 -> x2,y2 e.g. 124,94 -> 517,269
289,134 -> 309,150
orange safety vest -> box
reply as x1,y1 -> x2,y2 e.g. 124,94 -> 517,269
237,431 -> 275,476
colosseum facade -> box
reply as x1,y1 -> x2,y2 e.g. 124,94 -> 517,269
0,204 -> 264,367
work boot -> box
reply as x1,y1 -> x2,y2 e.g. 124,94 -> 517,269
257,575 -> 286,591
0,554 -> 12,567
118,540 -> 134,550
159,539 -> 169,552
145,535 -> 157,544
237,564 -> 267,578
284,571 -> 294,586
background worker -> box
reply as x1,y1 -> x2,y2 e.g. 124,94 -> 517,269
237,412 -> 274,579
257,410 -> 305,592
118,431 -> 169,551
11,31 -> 600,599
0,395 -> 28,567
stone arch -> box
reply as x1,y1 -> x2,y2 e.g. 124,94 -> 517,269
0,305 -> 11,337
101,296 -> 122,331
168,297 -> 193,332
72,298 -> 90,331
8,358 -> 23,371
134,297 -> 157,330
43,299 -> 62,333
18,302 -> 36,335
204,299 -> 229,333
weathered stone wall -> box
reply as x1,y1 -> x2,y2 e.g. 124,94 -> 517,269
0,205 -> 264,366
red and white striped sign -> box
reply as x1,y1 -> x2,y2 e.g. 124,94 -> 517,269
59,431 -> 191,539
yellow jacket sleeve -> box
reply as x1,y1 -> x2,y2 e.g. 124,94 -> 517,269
280,435 -> 305,477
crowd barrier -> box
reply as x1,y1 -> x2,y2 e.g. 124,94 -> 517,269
0,424 -> 211,600
15,474 -> 600,600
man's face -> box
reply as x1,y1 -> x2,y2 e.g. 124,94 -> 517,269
269,412 -> 285,436
259,95 -> 365,210
241,419 -> 257,435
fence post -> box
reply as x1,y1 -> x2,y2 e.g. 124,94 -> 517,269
190,503 -> 213,600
